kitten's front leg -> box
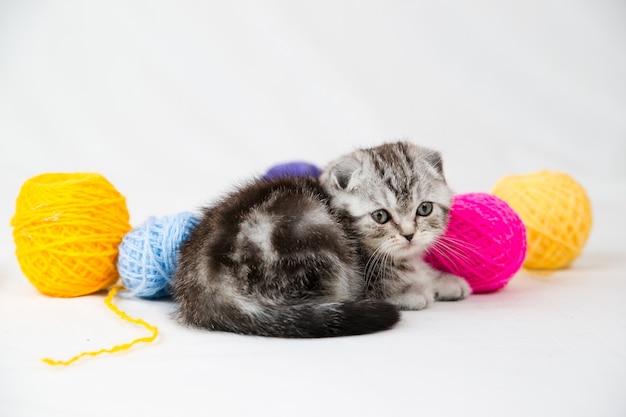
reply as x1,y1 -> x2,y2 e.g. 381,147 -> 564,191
385,283 -> 436,311
434,272 -> 471,301
384,265 -> 437,310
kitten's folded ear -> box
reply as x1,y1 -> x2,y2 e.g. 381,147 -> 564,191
321,153 -> 363,191
423,148 -> 444,176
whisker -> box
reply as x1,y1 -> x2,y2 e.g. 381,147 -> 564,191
364,240 -> 396,294
435,235 -> 482,256
430,241 -> 473,266
431,235 -> 482,264
428,241 -> 464,270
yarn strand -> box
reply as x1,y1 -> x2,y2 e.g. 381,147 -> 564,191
42,286 -> 159,366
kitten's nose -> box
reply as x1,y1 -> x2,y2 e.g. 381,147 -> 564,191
403,233 -> 414,242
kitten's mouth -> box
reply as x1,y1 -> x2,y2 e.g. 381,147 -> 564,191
373,239 -> 426,260
398,241 -> 424,257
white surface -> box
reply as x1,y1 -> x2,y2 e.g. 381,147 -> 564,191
1,1 -> 626,416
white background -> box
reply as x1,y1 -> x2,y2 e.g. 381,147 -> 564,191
1,1 -> 625,416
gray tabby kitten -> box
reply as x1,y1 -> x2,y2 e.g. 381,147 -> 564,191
172,141 -> 470,338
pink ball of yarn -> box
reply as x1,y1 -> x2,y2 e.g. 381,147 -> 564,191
424,193 -> 527,293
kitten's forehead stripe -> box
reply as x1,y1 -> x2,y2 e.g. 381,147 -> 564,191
366,143 -> 420,207
369,150 -> 388,180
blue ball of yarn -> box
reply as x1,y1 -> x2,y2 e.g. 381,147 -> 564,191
263,161 -> 322,180
117,212 -> 200,299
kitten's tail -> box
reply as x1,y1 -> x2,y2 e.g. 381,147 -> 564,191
228,300 -> 400,338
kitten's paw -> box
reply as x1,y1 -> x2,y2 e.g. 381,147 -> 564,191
387,286 -> 435,311
435,273 -> 471,301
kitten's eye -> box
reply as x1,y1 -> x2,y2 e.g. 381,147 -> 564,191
417,202 -> 433,217
371,209 -> 391,224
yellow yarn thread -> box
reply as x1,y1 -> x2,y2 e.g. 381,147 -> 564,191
492,170 -> 592,270
11,173 -> 131,297
42,286 -> 159,366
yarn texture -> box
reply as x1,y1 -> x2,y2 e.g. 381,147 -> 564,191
424,193 -> 527,293
492,170 -> 592,270
264,161 -> 322,180
11,173 -> 131,297
117,212 -> 200,299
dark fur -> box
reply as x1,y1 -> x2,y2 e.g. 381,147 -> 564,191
173,176 -> 400,337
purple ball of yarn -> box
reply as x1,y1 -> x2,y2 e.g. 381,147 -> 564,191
263,161 -> 322,180
117,212 -> 200,299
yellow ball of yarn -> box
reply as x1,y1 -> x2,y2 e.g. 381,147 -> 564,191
492,170 -> 592,270
11,173 -> 131,297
